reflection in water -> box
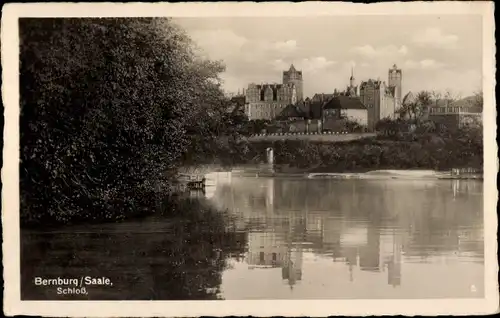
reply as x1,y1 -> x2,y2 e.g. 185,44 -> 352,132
210,177 -> 483,299
21,176 -> 483,300
21,199 -> 247,300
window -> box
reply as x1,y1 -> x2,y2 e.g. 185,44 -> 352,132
260,252 -> 265,262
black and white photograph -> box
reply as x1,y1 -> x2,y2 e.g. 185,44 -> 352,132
2,2 -> 497,317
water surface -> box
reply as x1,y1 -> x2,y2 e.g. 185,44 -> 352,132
21,176 -> 484,300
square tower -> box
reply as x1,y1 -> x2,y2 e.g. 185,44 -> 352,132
388,64 -> 402,109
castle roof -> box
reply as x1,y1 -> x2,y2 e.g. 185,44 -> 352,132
312,93 -> 335,101
276,104 -> 307,120
296,100 -> 309,113
283,64 -> 302,75
360,79 -> 383,89
390,63 -> 402,73
323,96 -> 367,110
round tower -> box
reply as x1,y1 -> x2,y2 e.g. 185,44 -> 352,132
283,64 -> 304,102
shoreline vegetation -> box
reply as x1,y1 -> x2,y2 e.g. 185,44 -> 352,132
203,126 -> 482,174
20,18 -> 483,228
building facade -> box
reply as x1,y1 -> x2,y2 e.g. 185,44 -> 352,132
359,79 -> 397,131
245,64 -> 303,120
322,96 -> 369,131
358,64 -> 402,131
428,105 -> 482,129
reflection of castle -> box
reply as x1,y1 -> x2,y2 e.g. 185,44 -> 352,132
246,228 -> 304,288
247,232 -> 286,267
208,175 -> 483,289
282,245 -> 303,288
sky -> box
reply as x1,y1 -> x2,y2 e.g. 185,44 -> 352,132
173,15 -> 483,98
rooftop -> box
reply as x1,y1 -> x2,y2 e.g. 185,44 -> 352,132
276,104 -> 307,120
323,96 -> 367,110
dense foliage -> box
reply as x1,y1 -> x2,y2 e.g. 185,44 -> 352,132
20,18 -> 234,226
199,122 -> 483,172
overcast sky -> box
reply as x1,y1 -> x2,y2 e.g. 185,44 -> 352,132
173,15 -> 482,98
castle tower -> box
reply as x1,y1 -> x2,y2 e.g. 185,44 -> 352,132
350,66 -> 356,88
388,64 -> 402,109
283,64 -> 304,102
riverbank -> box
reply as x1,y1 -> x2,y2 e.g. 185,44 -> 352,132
228,169 -> 483,180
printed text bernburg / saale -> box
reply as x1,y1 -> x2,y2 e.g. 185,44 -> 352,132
34,276 -> 113,287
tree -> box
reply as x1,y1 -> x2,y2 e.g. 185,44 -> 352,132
397,90 -> 433,122
472,90 -> 484,110
443,89 -> 462,105
430,90 -> 443,109
20,18 -> 227,225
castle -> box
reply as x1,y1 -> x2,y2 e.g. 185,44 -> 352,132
244,63 -> 403,131
321,64 -> 402,130
245,64 -> 303,120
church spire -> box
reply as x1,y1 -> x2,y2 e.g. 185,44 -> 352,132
349,66 -> 356,87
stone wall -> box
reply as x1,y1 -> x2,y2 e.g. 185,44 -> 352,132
248,132 -> 376,142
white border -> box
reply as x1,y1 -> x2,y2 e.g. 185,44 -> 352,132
2,2 -> 498,317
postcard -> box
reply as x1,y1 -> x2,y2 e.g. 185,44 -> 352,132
2,1 -> 498,316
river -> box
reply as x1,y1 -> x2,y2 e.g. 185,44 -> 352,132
21,175 -> 484,300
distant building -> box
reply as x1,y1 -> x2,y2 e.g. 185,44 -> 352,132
359,64 -> 402,130
359,79 -> 397,131
275,103 -> 308,121
311,93 -> 335,103
428,104 -> 482,129
245,64 -> 303,120
322,96 -> 368,131
308,94 -> 335,120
